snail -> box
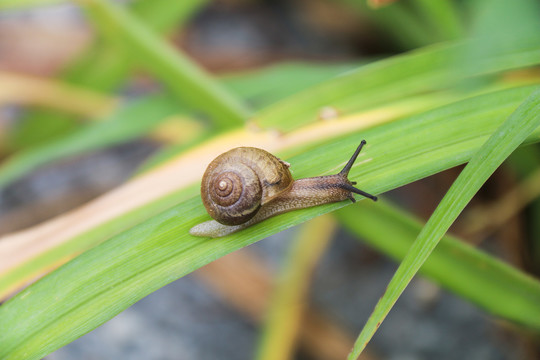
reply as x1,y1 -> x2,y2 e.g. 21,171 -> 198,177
189,140 -> 377,238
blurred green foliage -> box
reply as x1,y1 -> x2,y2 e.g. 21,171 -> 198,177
0,0 -> 540,359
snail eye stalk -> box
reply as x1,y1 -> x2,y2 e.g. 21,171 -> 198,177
339,140 -> 377,202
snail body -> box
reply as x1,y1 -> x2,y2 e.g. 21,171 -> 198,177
190,141 -> 377,238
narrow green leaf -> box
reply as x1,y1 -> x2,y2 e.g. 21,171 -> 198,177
256,216 -> 335,360
0,0 -> 63,8
64,0 -> 207,90
223,62 -> 359,108
79,0 -> 251,128
2,86 -> 540,359
340,0 -> 437,48
8,0 -> 207,150
0,96 -> 182,188
129,0 -> 205,33
411,0 -> 464,41
347,88 -> 540,359
0,62 -> 355,189
254,41 -> 540,132
336,200 -> 540,329
7,112 -> 79,150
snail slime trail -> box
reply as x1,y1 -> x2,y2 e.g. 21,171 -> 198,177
190,140 -> 377,238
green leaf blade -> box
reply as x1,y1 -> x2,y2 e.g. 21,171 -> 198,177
337,200 -> 540,330
1,85 -> 540,359
0,96 -> 182,189
347,88 -> 540,359
254,41 -> 540,132
81,0 -> 251,128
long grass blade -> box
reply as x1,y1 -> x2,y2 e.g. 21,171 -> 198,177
336,200 -> 540,329
1,87 -> 540,359
256,216 -> 335,360
0,62 -> 357,189
78,0 -> 251,128
1,85 -> 538,301
346,88 -> 540,359
0,0 -> 63,8
0,96 -> 182,188
7,0 -> 207,151
63,0 -> 207,90
254,41 -> 540,132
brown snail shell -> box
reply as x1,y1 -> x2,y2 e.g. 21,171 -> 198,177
201,147 -> 293,225
191,141 -> 377,238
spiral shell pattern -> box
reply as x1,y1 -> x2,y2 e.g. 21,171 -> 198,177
201,147 -> 293,225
